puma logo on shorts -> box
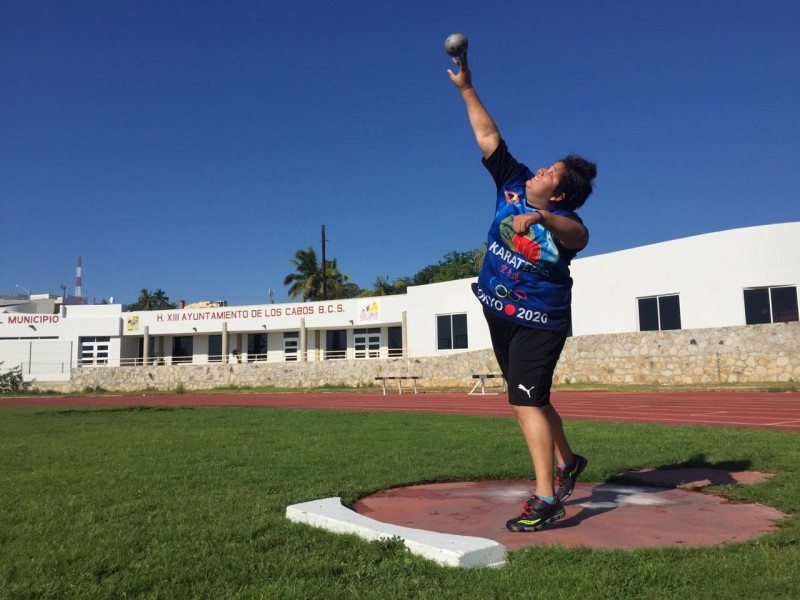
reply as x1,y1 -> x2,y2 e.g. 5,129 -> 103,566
517,383 -> 535,398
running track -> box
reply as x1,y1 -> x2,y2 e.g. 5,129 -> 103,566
2,390 -> 799,431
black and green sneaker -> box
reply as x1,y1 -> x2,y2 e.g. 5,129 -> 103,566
506,495 -> 566,532
555,454 -> 588,502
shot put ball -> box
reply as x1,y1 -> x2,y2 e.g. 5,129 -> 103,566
444,33 -> 468,57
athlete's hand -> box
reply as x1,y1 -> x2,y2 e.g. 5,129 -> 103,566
512,212 -> 544,234
447,52 -> 472,90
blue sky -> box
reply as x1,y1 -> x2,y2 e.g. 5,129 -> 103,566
2,0 -> 799,306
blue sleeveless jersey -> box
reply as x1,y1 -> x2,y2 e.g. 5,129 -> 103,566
473,141 -> 586,331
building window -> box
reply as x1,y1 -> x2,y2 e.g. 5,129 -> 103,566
638,294 -> 681,331
388,326 -> 403,357
247,333 -> 268,362
283,331 -> 299,361
208,335 -> 222,363
437,314 -> 468,350
172,336 -> 193,364
326,330 -> 347,360
744,286 -> 799,324
354,327 -> 380,359
80,336 -> 110,367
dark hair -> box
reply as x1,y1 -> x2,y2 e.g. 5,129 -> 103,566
555,155 -> 597,211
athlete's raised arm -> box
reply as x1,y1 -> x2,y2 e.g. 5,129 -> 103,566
447,53 -> 501,159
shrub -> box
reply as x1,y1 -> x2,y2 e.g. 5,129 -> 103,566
0,362 -> 27,393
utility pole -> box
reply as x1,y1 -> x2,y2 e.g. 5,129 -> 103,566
321,224 -> 327,301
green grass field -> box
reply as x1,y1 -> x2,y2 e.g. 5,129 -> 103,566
1,406 -> 798,599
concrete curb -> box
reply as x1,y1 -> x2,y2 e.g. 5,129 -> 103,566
285,497 -> 507,568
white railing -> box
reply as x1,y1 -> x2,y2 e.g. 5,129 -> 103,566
79,348 -> 408,368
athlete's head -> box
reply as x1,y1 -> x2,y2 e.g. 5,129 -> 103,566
553,155 -> 597,211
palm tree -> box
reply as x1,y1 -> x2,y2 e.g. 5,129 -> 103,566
284,247 -> 323,301
322,257 -> 351,300
131,288 -> 155,310
151,289 -> 176,310
340,283 -> 362,298
141,288 -> 155,310
284,248 -> 356,301
392,278 -> 409,295
127,288 -> 177,311
373,276 -> 394,296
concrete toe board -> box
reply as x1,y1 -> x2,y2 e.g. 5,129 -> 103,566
354,475 -> 787,551
286,497 -> 507,568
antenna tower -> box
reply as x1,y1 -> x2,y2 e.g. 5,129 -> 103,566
75,256 -> 83,305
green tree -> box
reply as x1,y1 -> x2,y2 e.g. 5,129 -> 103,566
132,288 -> 154,310
362,276 -> 408,297
151,289 -> 175,309
127,288 -> 177,311
373,276 -> 395,296
284,247 -> 357,301
284,247 -> 323,301
339,283 -> 363,299
409,248 -> 485,285
392,278 -> 409,295
322,257 -> 353,300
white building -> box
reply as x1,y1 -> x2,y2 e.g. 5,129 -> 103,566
1,223 -> 798,382
572,222 -> 799,335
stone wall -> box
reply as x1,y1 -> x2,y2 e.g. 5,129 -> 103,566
556,321 -> 799,385
31,322 -> 799,393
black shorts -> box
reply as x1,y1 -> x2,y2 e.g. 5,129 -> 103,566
483,309 -> 568,407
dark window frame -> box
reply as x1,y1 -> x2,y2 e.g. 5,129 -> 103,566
325,330 -> 347,360
437,313 -> 469,350
637,294 -> 682,331
744,286 -> 799,324
388,326 -> 403,357
172,336 -> 194,364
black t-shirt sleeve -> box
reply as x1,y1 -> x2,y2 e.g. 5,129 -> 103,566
482,140 -> 525,191
551,210 -> 588,255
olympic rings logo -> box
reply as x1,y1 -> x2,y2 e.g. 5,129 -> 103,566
489,278 -> 527,302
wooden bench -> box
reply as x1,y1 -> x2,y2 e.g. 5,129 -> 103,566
469,373 -> 506,395
375,376 -> 421,395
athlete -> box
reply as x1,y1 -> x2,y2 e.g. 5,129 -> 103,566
448,51 -> 596,532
